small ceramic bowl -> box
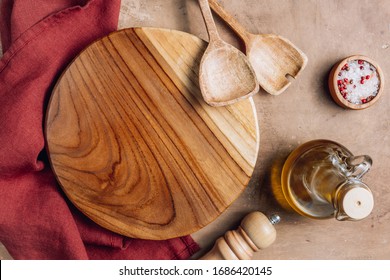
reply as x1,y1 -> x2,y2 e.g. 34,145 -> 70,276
328,55 -> 384,110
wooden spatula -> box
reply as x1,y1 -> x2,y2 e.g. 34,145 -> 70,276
209,0 -> 308,95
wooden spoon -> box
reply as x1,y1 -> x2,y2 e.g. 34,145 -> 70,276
198,0 -> 259,107
209,0 -> 308,95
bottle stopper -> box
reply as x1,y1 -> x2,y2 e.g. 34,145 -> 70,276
335,181 -> 374,220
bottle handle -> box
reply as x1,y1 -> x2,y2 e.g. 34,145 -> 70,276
345,155 -> 372,179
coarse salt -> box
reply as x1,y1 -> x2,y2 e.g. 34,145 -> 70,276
337,59 -> 380,104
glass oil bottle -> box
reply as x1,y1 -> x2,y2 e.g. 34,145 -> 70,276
275,139 -> 374,220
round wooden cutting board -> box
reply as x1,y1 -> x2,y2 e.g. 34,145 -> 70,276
45,27 -> 259,240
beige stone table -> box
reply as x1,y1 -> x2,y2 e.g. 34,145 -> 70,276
1,0 -> 389,259
118,0 -> 390,260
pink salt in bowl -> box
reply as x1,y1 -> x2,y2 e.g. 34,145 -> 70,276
328,55 -> 384,110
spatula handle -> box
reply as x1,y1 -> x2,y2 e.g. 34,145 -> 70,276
198,0 -> 221,43
208,0 -> 251,43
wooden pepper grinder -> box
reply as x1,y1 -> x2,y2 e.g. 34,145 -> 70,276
200,212 -> 280,260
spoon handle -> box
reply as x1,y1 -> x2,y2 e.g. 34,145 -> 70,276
208,0 -> 251,43
198,0 -> 221,43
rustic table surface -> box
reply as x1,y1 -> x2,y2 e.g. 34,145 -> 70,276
1,0 -> 389,260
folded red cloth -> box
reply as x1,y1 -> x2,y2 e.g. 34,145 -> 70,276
0,0 -> 200,260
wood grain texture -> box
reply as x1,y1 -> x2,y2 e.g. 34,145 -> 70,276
200,212 -> 277,260
208,0 -> 308,96
45,27 -> 259,240
197,0 -> 259,106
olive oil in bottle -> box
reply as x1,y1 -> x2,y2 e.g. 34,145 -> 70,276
278,140 -> 373,220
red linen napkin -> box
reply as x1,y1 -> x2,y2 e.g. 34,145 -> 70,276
0,0 -> 200,260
